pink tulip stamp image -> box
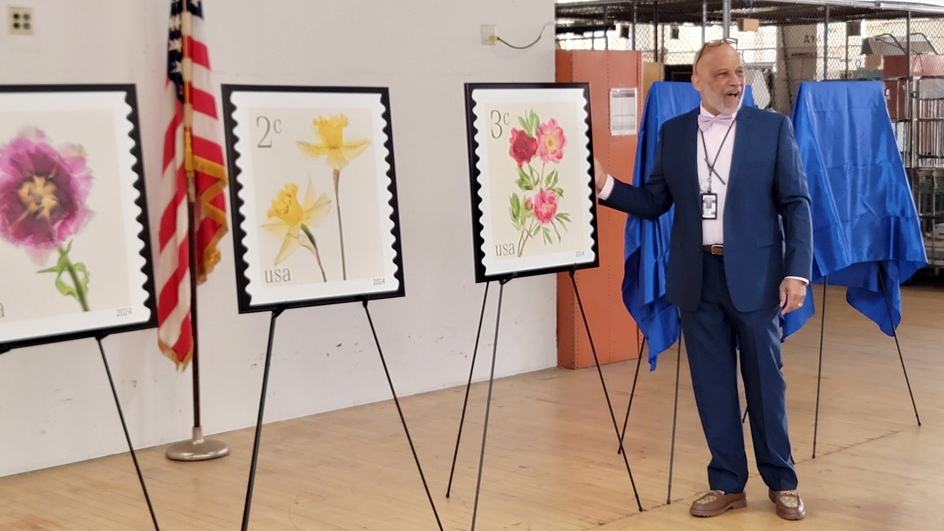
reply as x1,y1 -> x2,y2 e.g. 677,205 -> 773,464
0,86 -> 157,349
0,128 -> 94,311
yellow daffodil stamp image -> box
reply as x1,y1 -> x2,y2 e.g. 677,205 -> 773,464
262,180 -> 331,282
297,114 -> 369,281
227,87 -> 407,311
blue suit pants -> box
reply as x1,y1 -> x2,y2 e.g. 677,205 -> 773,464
679,253 -> 798,493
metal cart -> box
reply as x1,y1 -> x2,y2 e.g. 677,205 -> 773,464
890,69 -> 944,272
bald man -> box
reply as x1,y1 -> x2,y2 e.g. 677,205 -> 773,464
594,41 -> 812,520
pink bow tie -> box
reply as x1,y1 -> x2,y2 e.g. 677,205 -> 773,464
698,113 -> 735,132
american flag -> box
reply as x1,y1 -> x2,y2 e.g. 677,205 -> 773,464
158,0 -> 228,369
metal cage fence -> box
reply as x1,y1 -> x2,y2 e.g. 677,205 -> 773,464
557,1 -> 944,111
556,0 -> 944,269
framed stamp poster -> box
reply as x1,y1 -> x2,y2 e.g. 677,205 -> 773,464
465,82 -> 599,283
221,85 -> 405,313
0,85 -> 157,351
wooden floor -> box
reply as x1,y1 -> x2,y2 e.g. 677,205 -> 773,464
3,281 -> 944,530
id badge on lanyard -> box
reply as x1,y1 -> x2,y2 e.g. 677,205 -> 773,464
699,121 -> 734,221
701,193 -> 718,220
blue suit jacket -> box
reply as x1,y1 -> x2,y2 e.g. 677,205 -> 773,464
602,105 -> 813,314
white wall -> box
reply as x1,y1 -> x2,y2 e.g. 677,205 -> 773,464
0,0 -> 557,478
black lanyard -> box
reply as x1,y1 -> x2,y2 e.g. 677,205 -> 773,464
699,119 -> 735,193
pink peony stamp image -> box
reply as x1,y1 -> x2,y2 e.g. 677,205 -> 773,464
506,111 -> 571,257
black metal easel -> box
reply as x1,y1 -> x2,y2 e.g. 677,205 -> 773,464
811,273 -> 921,459
0,336 -> 161,530
445,270 -> 644,531
239,302 -> 443,531
616,332 -> 684,505
95,333 -> 161,530
616,337 -> 646,456
568,270 -> 644,513
446,281 -> 490,499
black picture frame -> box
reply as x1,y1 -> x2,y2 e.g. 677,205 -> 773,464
465,82 -> 599,284
0,84 -> 157,353
221,84 -> 406,314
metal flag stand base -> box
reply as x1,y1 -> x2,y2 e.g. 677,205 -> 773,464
166,192 -> 230,463
165,427 -> 230,461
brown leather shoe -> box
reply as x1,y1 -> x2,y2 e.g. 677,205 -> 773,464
689,490 -> 747,517
769,488 -> 806,520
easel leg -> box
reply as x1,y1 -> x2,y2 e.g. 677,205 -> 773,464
241,307 -> 283,531
877,271 -> 921,426
666,335 -> 682,504
446,282 -> 491,498
96,335 -> 161,531
617,336 -> 646,455
813,278 -> 828,459
362,301 -> 444,531
569,271 -> 644,512
470,279 -> 508,531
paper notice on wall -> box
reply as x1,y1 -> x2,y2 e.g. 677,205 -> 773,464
609,87 -> 637,136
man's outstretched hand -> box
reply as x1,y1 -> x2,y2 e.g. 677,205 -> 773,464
594,157 -> 607,194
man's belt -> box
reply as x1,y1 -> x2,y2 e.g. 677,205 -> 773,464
702,244 -> 724,255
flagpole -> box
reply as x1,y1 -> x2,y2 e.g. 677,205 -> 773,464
166,0 -> 228,461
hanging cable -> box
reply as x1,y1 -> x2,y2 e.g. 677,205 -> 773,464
496,22 -> 554,50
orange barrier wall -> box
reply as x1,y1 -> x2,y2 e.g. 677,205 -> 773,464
556,50 -> 644,369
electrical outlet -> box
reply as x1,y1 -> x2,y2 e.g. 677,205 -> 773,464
481,24 -> 497,45
8,7 -> 34,36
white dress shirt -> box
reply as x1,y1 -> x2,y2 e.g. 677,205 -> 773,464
598,103 -> 808,286
696,103 -> 735,246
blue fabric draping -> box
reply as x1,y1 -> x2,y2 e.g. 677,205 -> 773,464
790,81 -> 927,335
